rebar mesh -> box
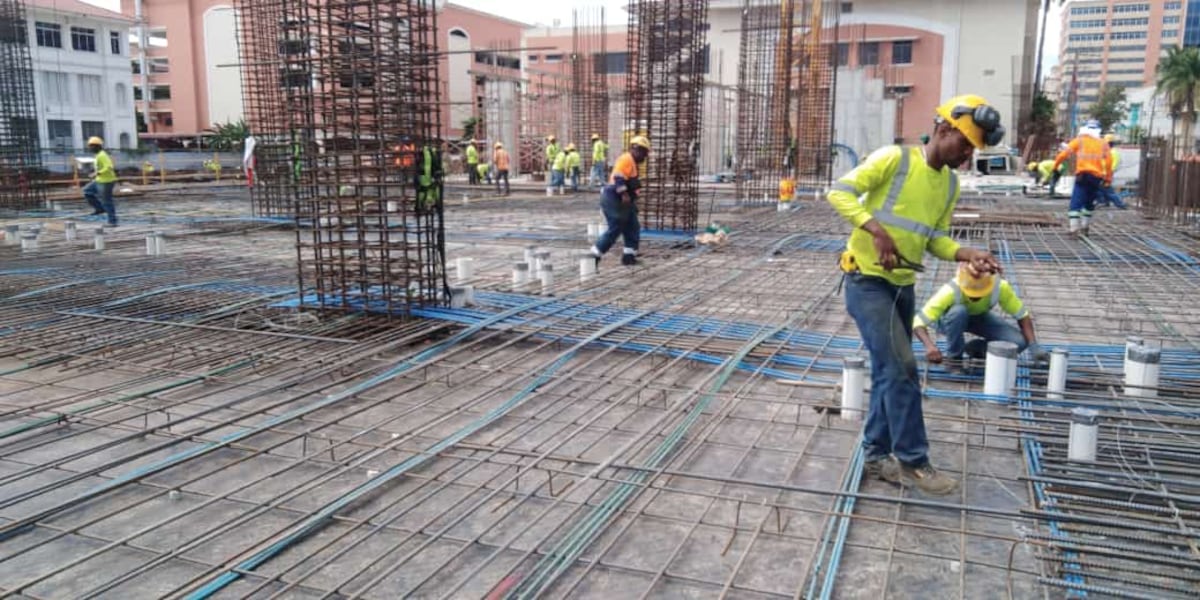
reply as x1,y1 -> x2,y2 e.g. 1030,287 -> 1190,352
626,0 -> 709,233
0,0 -> 45,212
237,0 -> 446,316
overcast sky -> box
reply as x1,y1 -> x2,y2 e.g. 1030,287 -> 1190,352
83,0 -> 1061,76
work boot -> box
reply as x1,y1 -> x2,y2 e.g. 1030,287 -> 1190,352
621,253 -> 637,266
899,462 -> 958,496
863,455 -> 901,484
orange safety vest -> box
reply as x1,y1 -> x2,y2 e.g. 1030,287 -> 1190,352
1056,135 -> 1110,178
395,143 -> 416,168
495,149 -> 510,171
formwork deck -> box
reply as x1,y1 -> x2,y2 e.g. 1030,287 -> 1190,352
0,185 -> 1196,599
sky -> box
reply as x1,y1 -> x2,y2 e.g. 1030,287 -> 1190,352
83,0 -> 1061,77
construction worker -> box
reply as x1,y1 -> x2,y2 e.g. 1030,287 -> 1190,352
465,139 -> 480,185
1053,120 -> 1112,237
83,136 -> 119,226
827,94 -> 1004,496
565,143 -> 582,192
1026,159 -> 1064,196
476,160 -> 491,185
914,263 -> 1049,370
590,133 -> 608,187
494,142 -> 510,195
551,144 -> 568,194
545,135 -> 560,174
591,136 -> 650,267
1096,134 -> 1127,209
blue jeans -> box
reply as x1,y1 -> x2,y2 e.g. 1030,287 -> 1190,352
1097,184 -> 1127,208
1069,172 -> 1102,218
590,162 -> 606,187
570,168 -> 580,192
595,189 -> 639,255
84,181 -> 117,225
937,305 -> 1027,358
550,169 -> 565,188
844,273 -> 927,467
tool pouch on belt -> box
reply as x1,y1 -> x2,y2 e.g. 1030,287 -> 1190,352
836,250 -> 856,294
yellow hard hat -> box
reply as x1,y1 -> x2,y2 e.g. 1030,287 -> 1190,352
630,135 -> 650,150
591,133 -> 600,140
469,138 -> 477,144
935,95 -> 1004,149
87,136 -> 104,146
1027,162 -> 1038,172
494,142 -> 503,148
547,135 -> 556,142
565,143 -> 576,151
956,263 -> 996,298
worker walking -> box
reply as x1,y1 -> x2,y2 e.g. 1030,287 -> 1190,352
827,94 -> 1005,496
565,144 -> 582,193
545,135 -> 560,174
913,263 -> 1049,369
589,133 -> 608,187
1096,134 -> 1127,209
83,137 -> 119,227
551,145 -> 568,195
1053,120 -> 1112,237
591,136 -> 650,267
465,139 -> 480,186
494,142 -> 510,195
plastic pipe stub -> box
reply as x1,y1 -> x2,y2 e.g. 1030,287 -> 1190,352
986,340 -> 1019,359
843,355 -> 866,370
513,262 -> 529,271
1050,348 -> 1069,357
1126,345 -> 1161,364
1071,406 -> 1100,426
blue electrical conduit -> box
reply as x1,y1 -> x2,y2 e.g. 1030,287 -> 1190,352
1,271 -> 166,302
0,294 -> 567,544
504,309 -> 812,598
181,281 -> 718,598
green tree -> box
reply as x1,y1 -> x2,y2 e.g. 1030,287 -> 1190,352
1155,46 -> 1200,155
1087,85 -> 1127,133
204,119 -> 250,151
461,116 -> 480,141
1022,91 -> 1058,159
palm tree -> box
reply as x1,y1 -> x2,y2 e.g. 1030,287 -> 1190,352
1155,46 -> 1200,157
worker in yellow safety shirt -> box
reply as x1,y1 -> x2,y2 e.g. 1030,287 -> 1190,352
589,133 -> 608,187
465,139 -> 480,186
913,263 -> 1049,371
565,143 -> 582,192
1026,159 -> 1065,196
551,144 -> 568,194
83,136 -> 119,227
1096,134 -> 1128,209
826,94 -> 1005,496
545,135 -> 560,174
1053,119 -> 1112,237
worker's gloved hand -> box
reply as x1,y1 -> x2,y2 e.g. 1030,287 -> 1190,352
1027,343 -> 1051,365
925,347 -> 944,364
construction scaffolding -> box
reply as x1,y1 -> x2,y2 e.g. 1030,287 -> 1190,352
0,0 -> 45,212
571,7 -> 609,178
626,0 -> 709,233
735,0 -> 797,206
237,0 -> 446,316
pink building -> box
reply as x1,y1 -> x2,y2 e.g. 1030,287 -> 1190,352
119,0 -> 242,139
437,3 -> 528,139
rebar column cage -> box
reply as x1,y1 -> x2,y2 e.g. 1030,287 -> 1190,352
626,0 -> 709,234
236,0 -> 446,317
571,7 -> 609,178
0,0 -> 45,213
793,1 -> 837,190
735,0 -> 796,206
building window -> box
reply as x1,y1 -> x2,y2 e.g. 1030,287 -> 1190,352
594,51 -> 627,75
147,28 -> 168,48
544,54 -> 563,63
891,40 -> 912,65
110,31 -> 121,54
78,75 -> 103,106
841,2 -> 853,13
858,42 -> 879,66
528,55 -> 539,63
133,86 -> 143,101
1070,6 -> 1107,15
119,132 -> 132,149
1166,1 -> 1182,9
71,26 -> 96,52
1067,33 -> 1105,42
836,42 -> 849,66
1108,44 -> 1146,52
1111,17 -> 1149,27
1164,29 -> 1179,38
148,57 -> 170,73
40,72 -> 70,104
1113,3 -> 1150,14
81,122 -> 105,146
1,17 -> 27,44
1111,31 -> 1147,40
35,22 -> 61,48
47,119 -> 73,148
151,85 -> 171,101
1070,19 -> 1106,28
115,83 -> 128,107
1164,15 -> 1181,24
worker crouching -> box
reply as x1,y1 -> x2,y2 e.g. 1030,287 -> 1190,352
913,264 -> 1048,371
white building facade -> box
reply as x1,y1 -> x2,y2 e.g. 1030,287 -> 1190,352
26,0 -> 137,151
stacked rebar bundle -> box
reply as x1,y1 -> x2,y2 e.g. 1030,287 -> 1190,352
0,0 -> 45,212
626,0 -> 709,233
571,7 -> 609,178
735,0 -> 797,206
237,0 -> 446,316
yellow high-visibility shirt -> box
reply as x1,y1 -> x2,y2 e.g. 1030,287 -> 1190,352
592,140 -> 608,162
552,150 -> 567,171
465,145 -> 479,165
94,150 -> 117,183
826,145 -> 962,286
914,279 -> 1029,329
566,151 -> 581,170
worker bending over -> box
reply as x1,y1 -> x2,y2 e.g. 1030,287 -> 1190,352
1053,120 -> 1112,237
914,263 -> 1048,368
83,136 -> 118,227
565,144 -> 582,192
1027,158 -> 1065,197
827,94 -> 1005,496
591,136 -> 650,267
